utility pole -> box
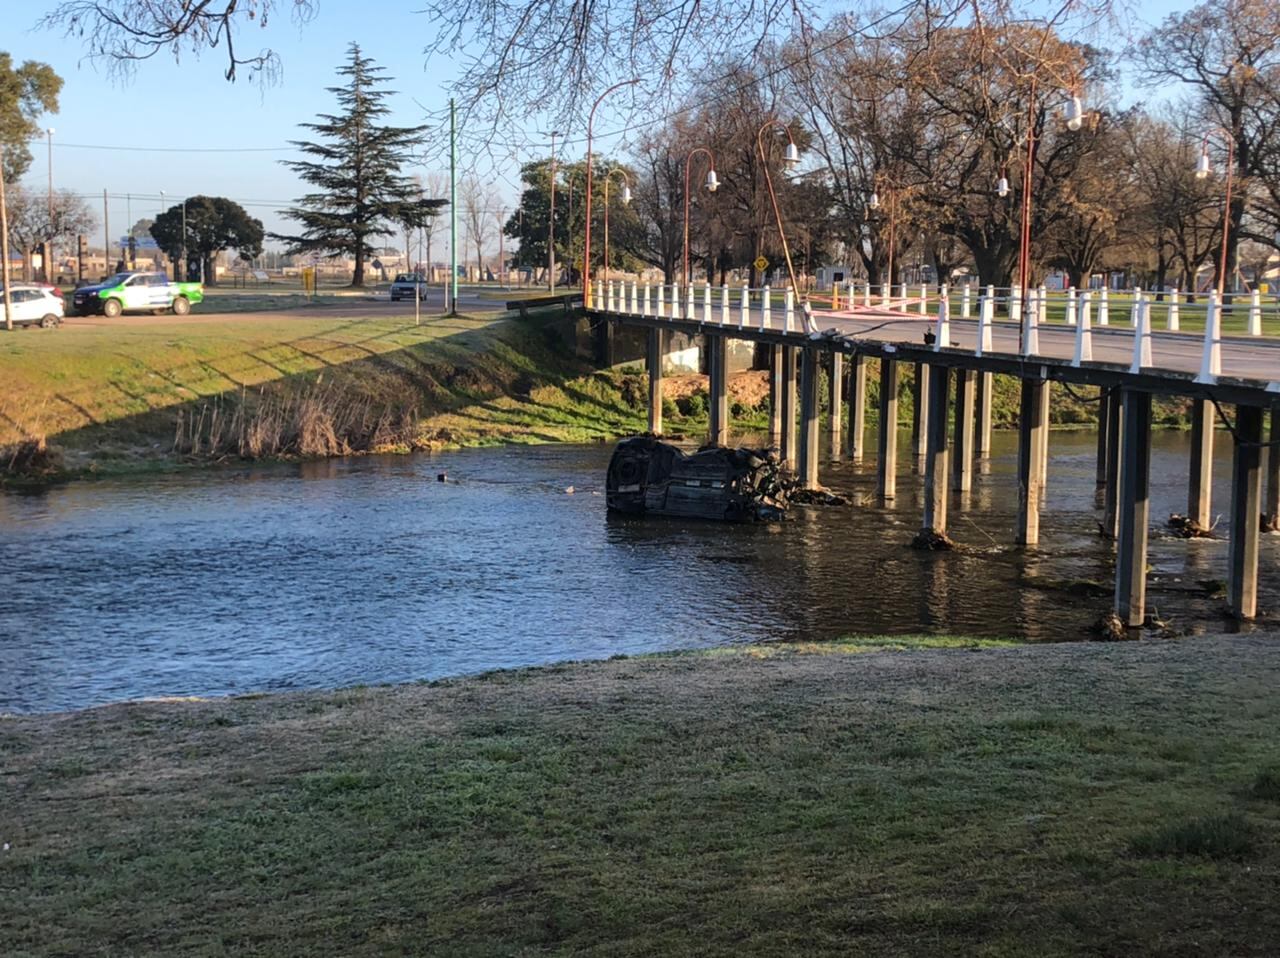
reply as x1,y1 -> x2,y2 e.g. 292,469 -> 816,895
103,189 -> 110,277
46,128 -> 54,285
1,145 -> 13,331
548,131 -> 560,293
449,97 -> 458,317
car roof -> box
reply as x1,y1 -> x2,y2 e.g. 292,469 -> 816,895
1,284 -> 56,291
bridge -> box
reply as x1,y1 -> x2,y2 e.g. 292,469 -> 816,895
549,278 -> 1280,630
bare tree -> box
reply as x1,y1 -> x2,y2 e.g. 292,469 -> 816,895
4,185 -> 95,282
461,176 -> 496,279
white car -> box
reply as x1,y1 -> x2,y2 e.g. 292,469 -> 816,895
1,285 -> 64,329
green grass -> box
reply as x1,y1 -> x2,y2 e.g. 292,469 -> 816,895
4,635 -> 1280,955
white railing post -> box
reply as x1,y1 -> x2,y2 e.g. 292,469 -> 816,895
1168,289 -> 1179,331
961,283 -> 972,319
671,283 -> 681,320
785,287 -> 795,333
1072,291 -> 1093,366
629,281 -> 637,314
656,283 -> 665,319
1098,286 -> 1110,326
595,279 -> 603,308
720,283 -> 730,326
1038,285 -> 1048,327
1130,292 -> 1152,372
918,283 -> 928,316
1021,287 -> 1040,357
608,281 -> 616,312
1066,286 -> 1077,326
933,286 -> 950,351
1010,286 -> 1023,326
1249,288 -> 1263,336
702,281 -> 712,324
1128,287 -> 1142,327
863,281 -> 871,308
976,292 -> 993,355
642,284 -> 651,317
1198,290 -> 1222,383
762,285 -> 772,330
687,283 -> 696,322
739,285 -> 749,329
898,283 -> 908,311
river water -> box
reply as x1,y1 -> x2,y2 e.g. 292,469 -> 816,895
2,431 -> 1276,713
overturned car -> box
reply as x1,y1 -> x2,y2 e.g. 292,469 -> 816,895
606,437 -> 787,522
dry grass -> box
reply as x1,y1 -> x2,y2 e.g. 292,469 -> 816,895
4,635 -> 1280,956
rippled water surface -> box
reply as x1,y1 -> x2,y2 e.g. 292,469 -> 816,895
3,431 -> 1276,713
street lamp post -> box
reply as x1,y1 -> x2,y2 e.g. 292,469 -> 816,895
546,130 -> 560,293
683,148 -> 719,286
867,184 -> 902,300
756,119 -> 802,304
583,78 -> 641,307
1195,128 -> 1235,300
601,169 -> 632,287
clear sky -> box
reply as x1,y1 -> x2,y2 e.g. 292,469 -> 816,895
12,0 -> 1197,250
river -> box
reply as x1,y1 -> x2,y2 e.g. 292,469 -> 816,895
2,430 -> 1275,713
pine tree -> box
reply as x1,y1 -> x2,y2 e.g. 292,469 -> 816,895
273,44 -> 442,286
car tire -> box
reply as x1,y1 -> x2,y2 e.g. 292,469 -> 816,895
102,298 -> 123,318
171,296 -> 191,315
40,314 -> 60,329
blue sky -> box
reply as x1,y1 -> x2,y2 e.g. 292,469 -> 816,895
13,0 -> 1197,249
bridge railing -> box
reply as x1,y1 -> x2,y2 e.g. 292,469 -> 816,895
593,277 -> 1280,338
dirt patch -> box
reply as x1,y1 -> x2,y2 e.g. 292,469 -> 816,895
662,370 -> 769,407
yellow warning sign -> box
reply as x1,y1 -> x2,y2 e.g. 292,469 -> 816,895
753,256 -> 769,272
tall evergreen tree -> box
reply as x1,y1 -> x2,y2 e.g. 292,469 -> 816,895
273,44 -> 441,286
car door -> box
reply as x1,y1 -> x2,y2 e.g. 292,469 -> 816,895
147,274 -> 171,308
7,289 -> 35,324
122,275 -> 151,310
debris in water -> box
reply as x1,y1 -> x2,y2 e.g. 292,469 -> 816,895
910,529 -> 956,551
437,472 -> 447,483
564,486 -> 575,495
1167,513 -> 1214,538
788,488 -> 851,507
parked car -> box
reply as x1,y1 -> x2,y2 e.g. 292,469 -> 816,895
71,272 -> 204,317
1,285 -> 65,329
390,273 -> 427,301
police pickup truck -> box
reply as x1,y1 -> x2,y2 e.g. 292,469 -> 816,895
72,272 -> 205,317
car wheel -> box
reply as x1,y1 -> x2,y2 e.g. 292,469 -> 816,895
40,314 -> 60,329
171,296 -> 191,315
102,298 -> 123,318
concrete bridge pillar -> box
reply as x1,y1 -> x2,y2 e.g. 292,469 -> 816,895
877,358 -> 900,501
1036,381 -> 1051,496
828,353 -> 843,461
1188,398 -> 1214,529
769,346 -> 783,449
952,368 -> 976,493
922,365 -> 952,534
912,363 -> 930,466
1266,408 -> 1280,532
646,328 -> 665,435
848,354 -> 868,463
1095,389 -> 1111,487
1115,389 -> 1153,628
798,348 -> 821,489
1016,378 -> 1048,546
1102,394 -> 1123,539
781,347 -> 798,469
707,333 -> 729,447
1228,404 -> 1264,619
976,371 -> 993,459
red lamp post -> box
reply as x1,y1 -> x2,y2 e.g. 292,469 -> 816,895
683,148 -> 719,286
582,78 -> 640,307
756,119 -> 802,294
1195,127 -> 1236,300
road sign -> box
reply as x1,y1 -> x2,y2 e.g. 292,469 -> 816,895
753,256 -> 769,272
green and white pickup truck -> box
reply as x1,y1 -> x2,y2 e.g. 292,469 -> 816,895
71,272 -> 205,317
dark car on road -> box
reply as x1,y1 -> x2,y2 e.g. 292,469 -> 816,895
390,273 -> 427,301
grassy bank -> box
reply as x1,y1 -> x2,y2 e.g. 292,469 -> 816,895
4,635 -> 1280,955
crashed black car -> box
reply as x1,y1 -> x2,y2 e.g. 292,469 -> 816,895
606,437 -> 786,522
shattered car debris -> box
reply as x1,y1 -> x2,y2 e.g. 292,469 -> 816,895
606,437 -> 787,521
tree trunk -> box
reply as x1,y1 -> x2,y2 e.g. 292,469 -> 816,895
352,238 -> 365,287
203,253 -> 218,286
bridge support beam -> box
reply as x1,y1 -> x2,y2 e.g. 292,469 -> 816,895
707,333 -> 729,446
1188,398 -> 1214,529
877,358 -> 900,501
911,363 -> 929,466
1016,378 -> 1048,546
798,348 -> 821,489
1115,389 -> 1152,628
848,354 -> 867,463
781,346 -> 798,469
1095,389 -> 1111,487
976,371 -> 993,459
646,328 -> 665,435
769,346 -> 783,449
1228,404 -> 1264,619
1037,380 -> 1052,496
828,352 -> 843,461
1266,408 -> 1280,532
594,318 -> 615,367
1103,392 -> 1123,539
922,365 -> 952,534
952,369 -> 975,493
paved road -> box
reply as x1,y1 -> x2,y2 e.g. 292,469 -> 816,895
61,288 -> 511,328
